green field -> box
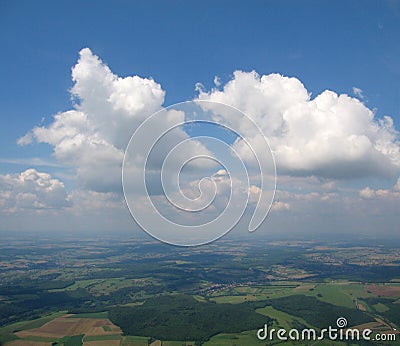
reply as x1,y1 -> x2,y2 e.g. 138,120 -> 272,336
121,335 -> 149,346
56,334 -> 84,346
305,283 -> 355,308
204,330 -> 263,345
84,334 -> 122,341
52,277 -> 143,296
372,302 -> 390,312
210,284 -> 299,303
256,305 -> 313,330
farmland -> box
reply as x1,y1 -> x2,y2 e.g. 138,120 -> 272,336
1,234 -> 400,345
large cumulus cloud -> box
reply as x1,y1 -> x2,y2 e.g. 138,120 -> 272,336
19,48 -> 211,192
197,71 -> 400,178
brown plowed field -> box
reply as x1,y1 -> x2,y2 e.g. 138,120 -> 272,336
366,284 -> 400,297
15,315 -> 121,339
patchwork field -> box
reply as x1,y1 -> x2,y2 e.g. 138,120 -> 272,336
15,315 -> 121,339
209,282 -> 375,307
1,238 -> 400,345
2,282 -> 400,346
1,314 -> 121,346
51,278 -> 155,297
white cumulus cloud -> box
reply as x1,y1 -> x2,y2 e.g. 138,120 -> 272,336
197,71 -> 400,179
19,48 -> 211,193
0,169 -> 70,213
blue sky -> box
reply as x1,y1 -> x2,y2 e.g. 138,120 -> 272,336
0,1 -> 399,238
2,1 -> 399,141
